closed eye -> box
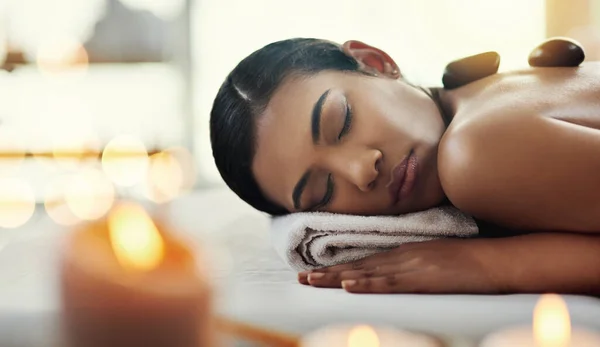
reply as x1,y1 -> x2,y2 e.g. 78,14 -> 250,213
318,99 -> 351,210
337,101 -> 353,140
311,96 -> 351,211
312,174 -> 334,211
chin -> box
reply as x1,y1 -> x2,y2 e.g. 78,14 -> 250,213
398,182 -> 447,215
421,179 -> 447,208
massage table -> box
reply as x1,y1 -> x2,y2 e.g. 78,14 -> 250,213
1,188 -> 599,346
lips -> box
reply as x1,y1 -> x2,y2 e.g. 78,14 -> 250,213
387,149 -> 418,205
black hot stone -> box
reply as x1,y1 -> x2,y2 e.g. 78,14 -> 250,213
442,51 -> 500,89
528,37 -> 585,67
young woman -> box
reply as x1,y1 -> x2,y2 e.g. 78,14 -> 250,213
210,38 -> 600,295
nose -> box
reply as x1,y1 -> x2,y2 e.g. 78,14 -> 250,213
330,147 -> 383,192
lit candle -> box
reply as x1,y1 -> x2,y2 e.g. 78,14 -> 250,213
301,324 -> 442,347
480,294 -> 600,347
60,201 -> 214,347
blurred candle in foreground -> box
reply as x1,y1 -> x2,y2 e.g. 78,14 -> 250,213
301,324 -> 441,347
60,201 -> 214,347
480,294 -> 600,347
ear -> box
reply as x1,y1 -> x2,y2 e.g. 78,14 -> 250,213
342,40 -> 401,79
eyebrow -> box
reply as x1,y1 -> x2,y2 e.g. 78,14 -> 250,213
311,89 -> 331,144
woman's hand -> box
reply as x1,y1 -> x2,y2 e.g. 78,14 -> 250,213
298,233 -> 600,295
298,238 -> 503,294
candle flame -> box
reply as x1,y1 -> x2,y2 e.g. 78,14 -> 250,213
347,326 -> 380,347
108,202 -> 165,272
534,294 -> 571,347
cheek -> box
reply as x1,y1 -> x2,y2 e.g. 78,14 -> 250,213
354,97 -> 414,144
384,91 -> 444,144
253,134 -> 307,208
330,178 -> 395,215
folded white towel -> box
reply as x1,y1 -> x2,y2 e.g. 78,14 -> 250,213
270,206 -> 478,271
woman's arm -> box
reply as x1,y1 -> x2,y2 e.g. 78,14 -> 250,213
299,233 -> 600,295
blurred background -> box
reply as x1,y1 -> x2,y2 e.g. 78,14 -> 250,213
0,0 -> 599,233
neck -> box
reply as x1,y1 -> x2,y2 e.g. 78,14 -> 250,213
420,87 -> 458,128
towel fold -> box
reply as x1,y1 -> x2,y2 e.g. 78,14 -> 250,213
270,206 -> 478,271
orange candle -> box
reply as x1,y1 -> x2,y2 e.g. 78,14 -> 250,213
60,201 -> 214,347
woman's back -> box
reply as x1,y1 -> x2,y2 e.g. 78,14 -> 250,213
446,62 -> 600,129
438,62 -> 600,232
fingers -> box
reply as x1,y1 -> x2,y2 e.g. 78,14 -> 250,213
296,264 -> 383,287
296,244 -> 425,287
297,259 -> 371,284
298,272 -> 309,285
310,246 -> 413,273
306,264 -> 402,288
301,270 -> 438,294
313,258 -> 369,274
341,273 -> 431,294
298,270 -> 347,287
307,269 -> 368,288
341,276 -> 395,294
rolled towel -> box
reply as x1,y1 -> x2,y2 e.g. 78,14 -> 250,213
270,206 -> 478,271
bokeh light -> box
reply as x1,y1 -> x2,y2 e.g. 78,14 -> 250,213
119,0 -> 185,20
348,326 -> 380,347
27,129 -> 59,173
534,294 -> 571,347
144,150 -> 184,203
165,146 -> 196,192
7,0 -> 104,59
44,175 -> 81,226
0,126 -> 26,176
36,37 -> 89,78
52,129 -> 101,170
65,168 -> 115,221
102,135 -> 149,187
0,177 -> 36,229
29,93 -> 96,170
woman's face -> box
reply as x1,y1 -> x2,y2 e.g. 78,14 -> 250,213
252,71 -> 447,215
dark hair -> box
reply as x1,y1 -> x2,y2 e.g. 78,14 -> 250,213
210,38 -> 360,215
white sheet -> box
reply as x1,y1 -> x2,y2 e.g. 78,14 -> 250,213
1,189 -> 599,346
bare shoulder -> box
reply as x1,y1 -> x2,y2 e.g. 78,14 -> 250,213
436,108 -> 533,220
438,62 -> 600,229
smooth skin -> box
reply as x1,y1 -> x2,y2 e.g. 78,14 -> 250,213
252,40 -> 600,294
298,234 -> 600,295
